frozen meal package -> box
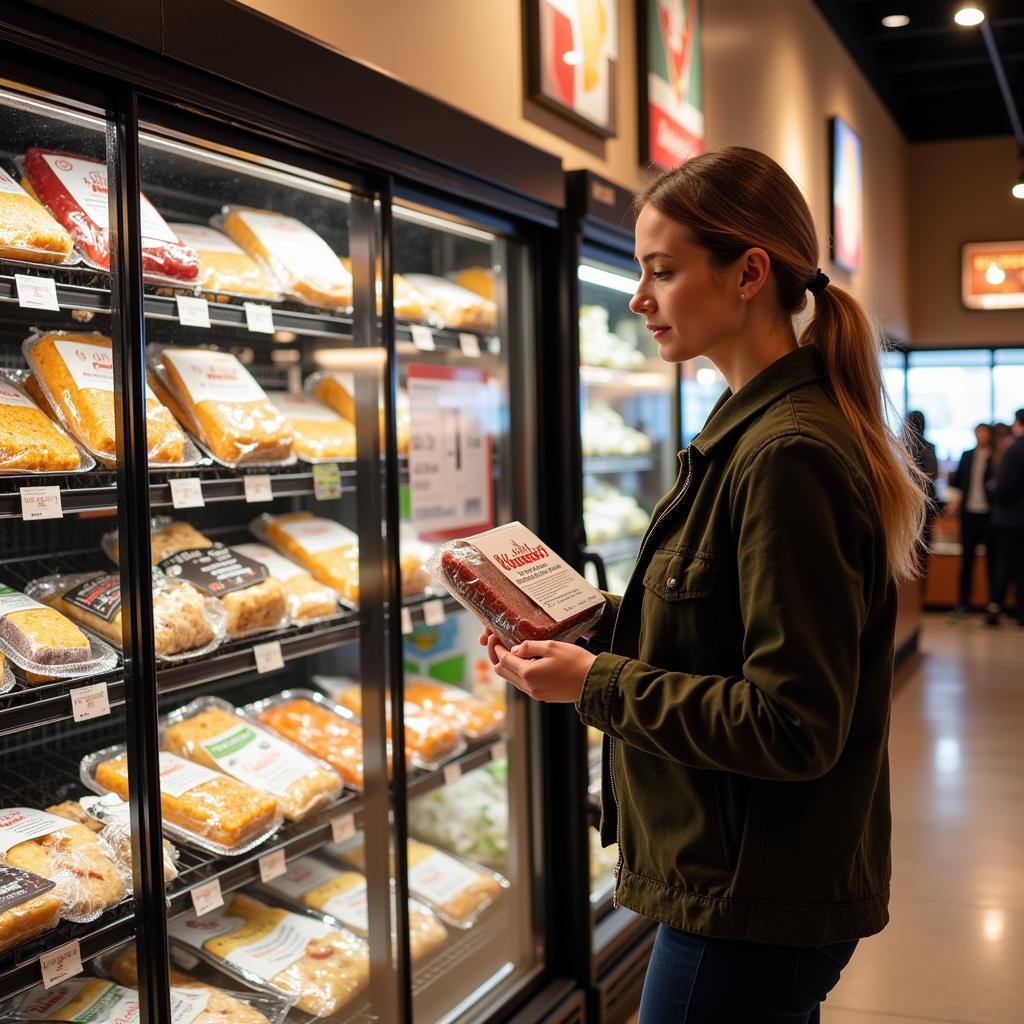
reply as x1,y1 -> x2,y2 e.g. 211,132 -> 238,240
148,345 -> 294,467
264,391 -> 356,462
402,274 -> 497,332
161,697 -> 342,822
167,891 -> 369,1017
403,679 -> 505,740
307,370 -> 410,455
0,864 -> 61,954
0,807 -> 126,923
169,222 -> 281,301
0,164 -> 73,264
83,746 -> 282,856
22,148 -> 198,281
339,256 -> 428,321
231,544 -> 338,624
220,207 -> 352,309
23,331 -> 192,466
451,266 -> 495,302
427,522 -> 605,648
0,371 -> 91,474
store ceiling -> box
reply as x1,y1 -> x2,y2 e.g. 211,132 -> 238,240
812,1 -> 1024,143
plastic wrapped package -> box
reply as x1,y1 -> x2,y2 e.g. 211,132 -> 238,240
22,148 -> 198,281
161,698 -> 342,822
581,402 -> 653,457
403,680 -> 505,740
451,266 -> 495,302
427,523 -> 605,649
220,207 -> 352,309
0,371 -> 90,474
0,164 -> 73,264
84,746 -> 282,856
0,865 -> 61,954
23,332 -> 191,466
0,653 -> 12,695
148,345 -> 294,467
307,371 -> 410,455
170,223 -> 281,300
231,544 -> 338,624
0,807 -> 126,923
264,391 -> 356,462
167,892 -> 369,1017
402,274 -> 497,332
339,257 -> 428,321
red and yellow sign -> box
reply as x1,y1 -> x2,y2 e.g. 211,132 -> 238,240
962,241 -> 1024,310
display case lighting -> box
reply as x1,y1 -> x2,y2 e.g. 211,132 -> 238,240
392,205 -> 496,241
578,263 -> 638,295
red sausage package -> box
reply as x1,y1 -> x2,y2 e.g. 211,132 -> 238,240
427,522 -> 605,648
22,148 -> 199,282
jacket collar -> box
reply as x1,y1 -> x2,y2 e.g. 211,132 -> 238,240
690,345 -> 824,457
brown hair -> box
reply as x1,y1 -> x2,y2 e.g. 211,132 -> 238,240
638,147 -> 927,583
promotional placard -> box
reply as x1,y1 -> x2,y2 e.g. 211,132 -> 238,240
962,241 -> 1024,310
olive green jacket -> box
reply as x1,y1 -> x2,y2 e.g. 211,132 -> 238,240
578,345 -> 897,945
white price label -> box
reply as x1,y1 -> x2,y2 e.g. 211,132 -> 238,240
244,302 -> 275,334
191,878 -> 223,917
176,296 -> 211,328
169,477 -> 205,509
70,682 -> 110,723
488,336 -> 501,355
458,333 -> 481,357
442,762 -> 462,786
331,813 -> 356,843
40,941 -> 82,990
491,741 -> 508,763
15,274 -> 59,311
20,486 -> 63,521
410,325 -> 436,351
259,849 -> 287,883
244,474 -> 274,503
400,606 -> 414,635
254,640 -> 284,674
422,599 -> 446,626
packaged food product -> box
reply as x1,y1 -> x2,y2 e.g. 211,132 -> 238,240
264,391 -> 356,462
148,345 -> 294,466
0,164 -> 73,264
428,522 -> 605,648
22,148 -> 199,280
0,807 -> 126,923
162,698 -> 342,822
308,371 -> 410,455
0,653 -> 12,695
221,208 -> 352,309
403,679 -> 505,740
85,748 -> 281,856
0,371 -> 88,474
231,544 -> 338,624
167,892 -> 369,1017
257,855 -> 447,961
0,864 -> 61,954
23,332 -> 190,466
402,274 -> 497,332
451,266 -> 495,302
339,257 -> 428,321
169,223 -> 281,300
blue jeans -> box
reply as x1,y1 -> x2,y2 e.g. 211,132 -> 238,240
638,924 -> 858,1023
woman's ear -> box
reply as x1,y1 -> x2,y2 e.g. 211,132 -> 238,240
737,247 -> 771,301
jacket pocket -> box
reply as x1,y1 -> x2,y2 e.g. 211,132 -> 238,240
642,548 -> 718,600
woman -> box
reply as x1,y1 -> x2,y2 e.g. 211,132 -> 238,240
481,147 -> 926,1022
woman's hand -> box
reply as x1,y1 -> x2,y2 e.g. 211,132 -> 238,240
478,628 -> 596,703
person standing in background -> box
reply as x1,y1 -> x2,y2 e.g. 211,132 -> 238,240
946,423 -> 993,619
905,410 -> 939,558
985,409 -> 1024,627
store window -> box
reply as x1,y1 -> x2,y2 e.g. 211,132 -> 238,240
993,349 -> 1024,425
881,349 -> 907,432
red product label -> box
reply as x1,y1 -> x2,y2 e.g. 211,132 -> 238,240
63,573 -> 122,623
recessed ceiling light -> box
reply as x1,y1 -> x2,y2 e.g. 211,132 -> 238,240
1013,182 -> 1024,200
881,14 -> 910,28
954,7 -> 986,27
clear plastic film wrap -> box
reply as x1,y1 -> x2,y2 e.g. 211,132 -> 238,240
401,274 -> 497,332
0,163 -> 74,265
0,370 -> 92,474
427,522 -> 606,649
169,222 -> 282,302
305,370 -> 411,456
0,864 -> 61,954
403,678 -> 505,741
231,544 -> 338,625
0,653 -> 12,695
263,391 -> 355,463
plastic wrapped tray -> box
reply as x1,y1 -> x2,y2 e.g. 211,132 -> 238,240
231,544 -> 339,626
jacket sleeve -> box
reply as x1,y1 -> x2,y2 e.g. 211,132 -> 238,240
993,443 -> 1024,502
949,452 -> 969,496
587,591 -> 622,649
577,436 -> 874,782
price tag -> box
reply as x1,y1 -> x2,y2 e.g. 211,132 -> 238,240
313,463 -> 342,501
331,813 -> 356,843
244,474 -> 274,503
422,599 -> 446,626
400,606 -> 414,635
170,477 -> 205,509
458,333 -> 481,358
175,295 -> 211,328
411,325 -> 436,351
259,849 -> 287,883
442,762 -> 463,786
15,274 -> 60,311
191,878 -> 223,917
244,302 -> 275,334
40,941 -> 82,990
254,641 -> 284,674
20,486 -> 63,521
488,336 -> 501,355
71,682 -> 110,723
491,741 -> 508,763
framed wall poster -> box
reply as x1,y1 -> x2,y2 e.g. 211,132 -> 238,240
961,241 -> 1024,310
829,116 -> 863,273
640,0 -> 705,169
527,0 -> 619,136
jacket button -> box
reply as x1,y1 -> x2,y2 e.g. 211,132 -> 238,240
666,577 -> 677,588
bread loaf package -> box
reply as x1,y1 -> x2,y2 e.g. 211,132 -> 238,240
23,332 -> 190,466
339,256 -> 428,320
0,864 -> 61,954
428,522 -> 605,648
0,653 -> 12,695
0,164 -> 73,265
307,371 -> 410,455
0,372 -> 89,474
161,698 -> 342,822
231,544 -> 338,624
221,207 -> 352,309
402,274 -> 497,332
169,222 -> 281,300
402,680 -> 505,740
148,345 -> 294,466
264,391 -> 356,462
167,892 -> 369,1017
452,266 -> 495,302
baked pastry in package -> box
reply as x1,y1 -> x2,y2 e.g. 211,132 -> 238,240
161,698 -> 342,822
0,864 -> 61,954
339,256 -> 428,320
403,679 -> 505,740
221,207 -> 352,309
0,807 -> 126,923
0,371 -> 88,474
232,543 -> 338,623
85,748 -> 281,855
264,391 -> 355,462
23,332 -> 189,466
428,522 -> 605,649
0,653 -> 12,695
149,345 -> 294,466
402,274 -> 497,332
452,266 -> 495,302
170,222 -> 281,300
309,371 -> 410,455
22,148 -> 199,281
167,892 -> 369,1017
0,164 -> 73,264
